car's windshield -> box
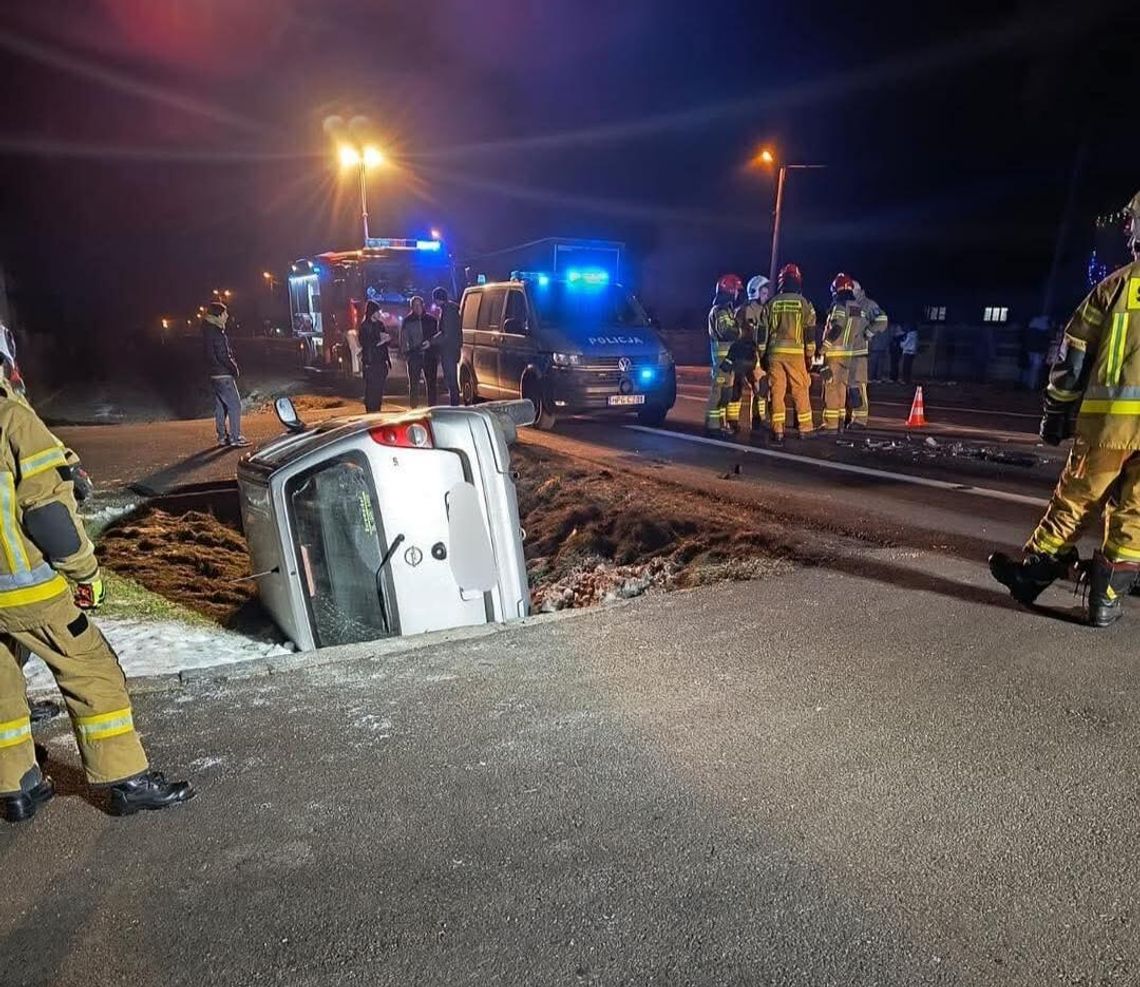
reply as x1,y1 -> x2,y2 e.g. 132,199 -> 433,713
530,282 -> 650,334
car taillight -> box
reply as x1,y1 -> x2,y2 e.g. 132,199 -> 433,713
369,420 -> 434,449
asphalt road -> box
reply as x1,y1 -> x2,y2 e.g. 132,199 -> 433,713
3,560 -> 1138,986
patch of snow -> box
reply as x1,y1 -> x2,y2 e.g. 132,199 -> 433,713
80,501 -> 141,528
23,616 -> 289,692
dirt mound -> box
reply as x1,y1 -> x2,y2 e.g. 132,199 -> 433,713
99,507 -> 256,625
96,443 -> 787,624
513,444 -> 783,610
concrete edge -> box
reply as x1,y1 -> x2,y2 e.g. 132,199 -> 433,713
27,598 -> 636,699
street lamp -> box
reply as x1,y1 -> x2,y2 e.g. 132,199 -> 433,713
262,271 -> 279,295
337,142 -> 386,244
754,147 -> 825,284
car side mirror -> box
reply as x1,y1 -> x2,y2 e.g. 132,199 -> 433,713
503,317 -> 525,336
445,481 -> 498,593
274,396 -> 307,434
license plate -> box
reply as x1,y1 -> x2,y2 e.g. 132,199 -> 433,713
608,394 -> 646,407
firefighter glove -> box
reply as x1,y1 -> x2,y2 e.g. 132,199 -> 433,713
819,365 -> 834,383
718,357 -> 734,374
71,466 -> 94,503
74,577 -> 105,611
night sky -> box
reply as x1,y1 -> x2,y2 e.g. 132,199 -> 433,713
0,0 -> 1136,352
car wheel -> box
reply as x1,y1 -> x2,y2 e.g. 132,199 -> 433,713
636,404 -> 669,427
460,365 -> 477,406
522,375 -> 557,430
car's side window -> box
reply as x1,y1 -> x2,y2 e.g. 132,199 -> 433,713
462,291 -> 482,332
478,288 -> 506,332
503,290 -> 528,333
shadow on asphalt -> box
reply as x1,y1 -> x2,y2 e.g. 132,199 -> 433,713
129,445 -> 234,497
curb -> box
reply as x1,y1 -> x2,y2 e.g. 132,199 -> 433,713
30,600 -> 632,699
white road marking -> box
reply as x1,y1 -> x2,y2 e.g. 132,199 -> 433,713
624,425 -> 1050,507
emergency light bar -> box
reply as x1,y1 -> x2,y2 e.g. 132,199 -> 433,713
566,269 -> 609,284
509,270 -> 552,286
364,237 -> 445,252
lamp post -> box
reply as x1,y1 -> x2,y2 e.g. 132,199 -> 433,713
754,148 -> 825,284
338,143 -> 386,244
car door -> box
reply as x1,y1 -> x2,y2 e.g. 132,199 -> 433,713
460,288 -> 482,387
474,287 -> 506,394
496,288 -> 532,398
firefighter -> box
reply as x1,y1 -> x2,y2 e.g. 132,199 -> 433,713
0,383 -> 194,821
704,274 -> 744,435
732,275 -> 770,429
990,189 -> 1140,627
848,280 -> 889,427
763,264 -> 817,444
820,274 -> 889,432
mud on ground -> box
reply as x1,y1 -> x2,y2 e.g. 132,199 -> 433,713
95,444 -> 796,624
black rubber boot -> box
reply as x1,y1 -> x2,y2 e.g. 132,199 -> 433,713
988,548 -> 1078,605
1,776 -> 55,824
1088,552 -> 1140,628
107,770 -> 195,817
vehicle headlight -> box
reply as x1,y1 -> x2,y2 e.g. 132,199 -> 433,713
657,349 -> 674,366
551,352 -> 581,366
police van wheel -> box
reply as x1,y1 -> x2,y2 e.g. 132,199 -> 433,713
523,376 -> 557,430
459,365 -> 476,406
637,404 -> 669,428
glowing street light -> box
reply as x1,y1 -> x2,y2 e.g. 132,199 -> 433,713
337,142 -> 387,243
430,227 -> 442,240
753,146 -> 825,284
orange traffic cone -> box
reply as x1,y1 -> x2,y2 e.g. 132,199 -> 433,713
906,386 -> 927,427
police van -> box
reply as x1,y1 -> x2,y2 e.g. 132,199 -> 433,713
458,270 -> 676,429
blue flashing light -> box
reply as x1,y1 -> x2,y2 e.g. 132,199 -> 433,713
566,268 -> 609,285
477,274 -> 487,285
312,264 -> 322,274
537,274 -> 551,287
638,367 -> 656,384
416,240 -> 442,252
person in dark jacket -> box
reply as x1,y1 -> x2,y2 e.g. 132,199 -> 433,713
399,296 -> 439,408
359,300 -> 393,413
201,302 -> 248,447
432,286 -> 462,406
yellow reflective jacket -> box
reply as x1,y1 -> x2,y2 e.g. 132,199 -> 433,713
0,394 -> 97,626
824,298 -> 888,358
1048,259 -> 1140,449
763,292 -> 817,358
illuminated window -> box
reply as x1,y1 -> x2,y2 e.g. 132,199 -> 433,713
924,305 -> 947,322
983,306 -> 1009,323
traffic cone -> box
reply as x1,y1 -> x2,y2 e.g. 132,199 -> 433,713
906,386 -> 927,427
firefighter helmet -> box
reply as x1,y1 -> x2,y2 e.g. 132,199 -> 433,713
746,275 -> 770,302
831,273 -> 855,298
777,263 -> 802,293
1125,190 -> 1140,257
714,273 -> 744,305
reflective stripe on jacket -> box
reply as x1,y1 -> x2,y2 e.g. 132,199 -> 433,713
1048,260 -> 1140,449
763,293 -> 817,357
0,396 -> 97,621
823,297 -> 889,358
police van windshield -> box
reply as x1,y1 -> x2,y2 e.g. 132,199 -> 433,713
531,283 -> 650,334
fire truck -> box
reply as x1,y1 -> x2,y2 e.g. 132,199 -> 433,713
288,236 -> 457,373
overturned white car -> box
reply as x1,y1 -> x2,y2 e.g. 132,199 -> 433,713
236,398 -> 533,651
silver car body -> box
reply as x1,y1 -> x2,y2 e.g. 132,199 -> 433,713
236,402 -> 531,651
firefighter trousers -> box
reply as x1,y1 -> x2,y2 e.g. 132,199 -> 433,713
704,343 -> 732,432
769,355 -> 814,436
822,359 -> 869,430
0,595 -> 148,794
1028,442 -> 1140,563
